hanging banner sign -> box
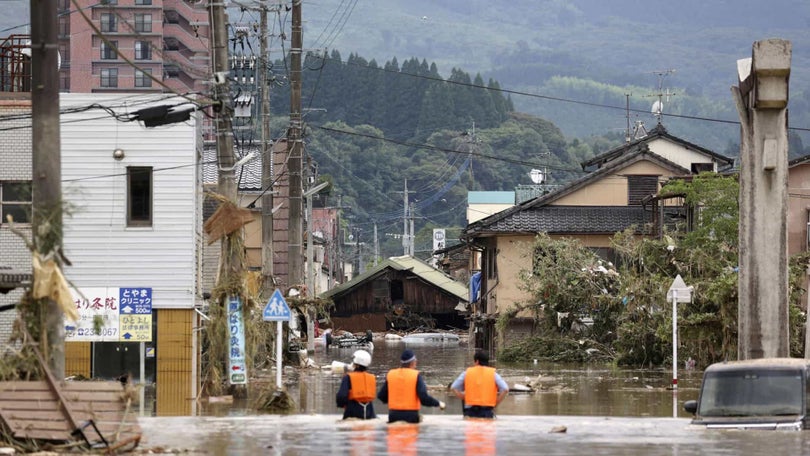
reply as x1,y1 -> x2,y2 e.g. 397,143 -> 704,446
228,296 -> 248,385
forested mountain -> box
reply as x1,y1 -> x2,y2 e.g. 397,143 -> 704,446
298,0 -> 810,151
259,53 -> 621,259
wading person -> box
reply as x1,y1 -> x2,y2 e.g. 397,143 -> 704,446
336,350 -> 377,419
377,349 -> 445,423
450,349 -> 509,419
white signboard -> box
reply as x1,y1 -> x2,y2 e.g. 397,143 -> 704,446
433,228 -> 446,251
65,287 -> 153,342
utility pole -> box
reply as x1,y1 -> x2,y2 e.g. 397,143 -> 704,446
399,179 -> 415,256
409,202 -> 415,256
354,227 -> 361,278
373,222 -> 379,266
31,0 -> 64,378
287,0 -> 304,289
210,0 -> 236,230
259,5 -> 274,299
732,39 -> 791,359
209,0 -> 242,394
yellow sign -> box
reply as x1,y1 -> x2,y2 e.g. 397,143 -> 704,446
119,314 -> 152,342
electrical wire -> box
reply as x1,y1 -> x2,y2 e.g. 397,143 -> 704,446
70,0 -> 216,108
314,124 -> 587,173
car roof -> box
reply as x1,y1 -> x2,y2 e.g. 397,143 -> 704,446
705,357 -> 810,373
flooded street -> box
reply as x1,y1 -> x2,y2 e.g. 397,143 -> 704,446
202,339 -> 703,418
136,341 -> 810,454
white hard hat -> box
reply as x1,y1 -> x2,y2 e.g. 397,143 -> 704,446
353,350 -> 371,367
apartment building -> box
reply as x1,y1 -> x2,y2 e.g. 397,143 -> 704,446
57,0 -> 210,93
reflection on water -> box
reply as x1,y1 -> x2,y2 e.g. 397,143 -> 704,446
140,343 -> 810,455
139,414 -> 810,456
203,341 -> 702,418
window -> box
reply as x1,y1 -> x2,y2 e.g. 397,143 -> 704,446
134,14 -> 152,33
58,16 -> 70,37
134,69 -> 152,87
135,0 -> 152,4
627,175 -> 659,206
691,162 -> 715,174
100,13 -> 116,33
1,181 -> 33,224
100,68 -> 118,87
100,0 -> 118,4
100,41 -> 117,60
127,167 -> 152,226
134,41 -> 151,60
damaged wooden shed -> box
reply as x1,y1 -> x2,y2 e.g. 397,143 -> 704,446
320,256 -> 469,332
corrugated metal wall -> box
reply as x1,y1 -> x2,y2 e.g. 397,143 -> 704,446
156,308 -> 193,416
65,342 -> 90,378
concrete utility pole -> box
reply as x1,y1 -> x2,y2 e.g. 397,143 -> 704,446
259,6 -> 274,299
287,0 -> 304,289
209,0 -> 237,233
399,179 -> 415,256
409,202 -> 415,256
31,0 -> 64,379
732,38 -> 792,360
373,223 -> 379,266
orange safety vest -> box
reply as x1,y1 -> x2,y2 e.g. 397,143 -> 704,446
464,365 -> 498,407
348,371 -> 376,403
386,368 -> 421,411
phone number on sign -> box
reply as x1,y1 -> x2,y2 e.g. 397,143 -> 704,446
69,327 -> 118,338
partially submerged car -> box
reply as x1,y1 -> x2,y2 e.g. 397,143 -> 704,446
684,358 -> 810,430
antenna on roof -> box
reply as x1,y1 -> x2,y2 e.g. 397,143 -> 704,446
645,69 -> 676,126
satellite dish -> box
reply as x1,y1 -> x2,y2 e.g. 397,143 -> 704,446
651,100 -> 663,116
529,169 -> 544,184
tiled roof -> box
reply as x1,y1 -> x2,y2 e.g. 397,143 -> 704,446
320,255 -> 468,302
580,124 -> 734,171
202,143 -> 264,191
464,148 -> 687,237
476,205 -> 652,235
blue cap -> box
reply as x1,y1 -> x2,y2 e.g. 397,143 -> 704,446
400,349 -> 416,364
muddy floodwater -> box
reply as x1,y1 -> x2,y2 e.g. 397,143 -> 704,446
202,339 -> 703,418
137,341 -> 810,454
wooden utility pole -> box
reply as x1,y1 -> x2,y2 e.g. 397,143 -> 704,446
732,39 -> 791,359
287,0 -> 304,288
260,6 -> 274,298
31,0 -> 64,379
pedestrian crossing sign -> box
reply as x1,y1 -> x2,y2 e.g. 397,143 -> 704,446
263,288 -> 292,322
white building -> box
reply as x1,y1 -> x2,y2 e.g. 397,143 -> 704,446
60,93 -> 202,415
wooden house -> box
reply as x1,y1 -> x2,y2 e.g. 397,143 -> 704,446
319,255 -> 469,332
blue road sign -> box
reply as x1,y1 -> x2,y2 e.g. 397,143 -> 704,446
263,289 -> 292,322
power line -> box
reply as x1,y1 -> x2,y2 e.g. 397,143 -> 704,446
70,0 -> 215,107
314,124 -> 587,173
321,55 -> 810,133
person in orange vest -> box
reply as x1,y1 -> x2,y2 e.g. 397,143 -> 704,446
336,350 -> 377,419
377,349 -> 445,423
450,349 -> 509,419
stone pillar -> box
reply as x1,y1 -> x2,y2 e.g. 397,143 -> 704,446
732,39 -> 791,359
